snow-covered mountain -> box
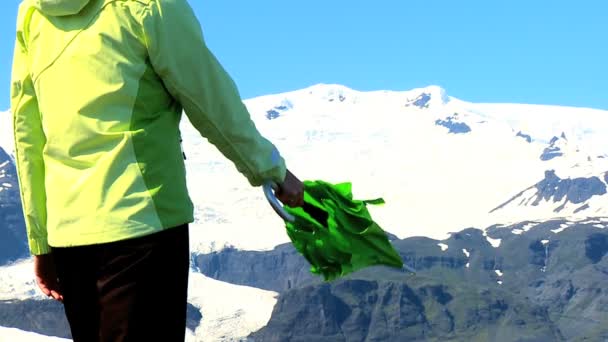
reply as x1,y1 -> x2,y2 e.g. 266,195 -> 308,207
1,84 -> 607,341
177,84 -> 608,254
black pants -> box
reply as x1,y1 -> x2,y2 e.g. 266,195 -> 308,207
51,224 -> 190,342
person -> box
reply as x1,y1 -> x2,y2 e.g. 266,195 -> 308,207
10,0 -> 304,340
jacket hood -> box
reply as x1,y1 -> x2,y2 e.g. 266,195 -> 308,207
34,0 -> 91,16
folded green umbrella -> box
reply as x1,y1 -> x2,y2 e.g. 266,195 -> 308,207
267,180 -> 404,281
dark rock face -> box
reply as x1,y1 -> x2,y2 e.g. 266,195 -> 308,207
251,280 -> 430,342
0,300 -> 203,338
419,285 -> 453,305
435,115 -> 471,134
186,303 -> 203,332
0,148 -> 18,203
250,277 -> 561,342
491,170 -> 608,214
540,135 -> 566,161
193,219 -> 607,341
193,244 -> 320,292
585,233 -> 608,263
327,94 -> 346,102
0,299 -> 71,339
574,203 -> 590,213
407,93 -> 431,108
265,109 -> 280,120
516,131 -> 532,143
534,170 -> 606,211
265,103 -> 293,120
540,147 -> 563,161
0,147 -> 28,265
529,240 -> 549,266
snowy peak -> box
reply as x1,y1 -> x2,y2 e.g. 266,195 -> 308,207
247,84 -> 452,122
491,169 -> 608,218
304,83 -> 354,103
404,85 -> 450,108
184,84 -> 608,247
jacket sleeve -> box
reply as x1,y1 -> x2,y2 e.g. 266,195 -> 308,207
141,0 -> 287,186
10,8 -> 49,255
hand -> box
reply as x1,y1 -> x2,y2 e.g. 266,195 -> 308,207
276,169 -> 304,207
34,253 -> 63,302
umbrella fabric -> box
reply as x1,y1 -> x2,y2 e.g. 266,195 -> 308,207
282,180 -> 404,281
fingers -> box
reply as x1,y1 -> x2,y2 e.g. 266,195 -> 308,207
34,254 -> 64,302
277,169 -> 304,207
37,279 -> 63,302
276,188 -> 303,206
37,281 -> 52,297
50,290 -> 64,302
279,194 -> 304,207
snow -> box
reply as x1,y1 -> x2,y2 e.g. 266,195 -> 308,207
182,84 -> 608,251
513,222 -> 537,235
0,327 -> 70,342
187,272 -> 277,342
0,259 -> 43,300
482,229 -> 502,248
0,111 -> 14,157
467,102 -> 608,153
551,223 -> 571,234
486,237 -> 501,248
437,243 -> 449,251
579,219 -> 603,225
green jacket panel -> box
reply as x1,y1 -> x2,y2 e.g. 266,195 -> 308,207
11,0 -> 286,255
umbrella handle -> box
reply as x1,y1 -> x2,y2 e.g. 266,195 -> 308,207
263,181 -> 296,223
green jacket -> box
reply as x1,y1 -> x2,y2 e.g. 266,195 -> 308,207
10,0 -> 286,255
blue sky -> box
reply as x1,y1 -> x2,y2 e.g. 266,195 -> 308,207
1,0 -> 606,110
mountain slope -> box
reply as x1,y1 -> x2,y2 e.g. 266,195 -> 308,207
193,219 -> 607,341
180,84 -> 608,253
0,146 -> 28,264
